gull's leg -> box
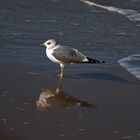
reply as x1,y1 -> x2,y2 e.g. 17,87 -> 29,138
56,74 -> 63,94
60,64 -> 64,79
57,64 -> 64,79
56,64 -> 64,93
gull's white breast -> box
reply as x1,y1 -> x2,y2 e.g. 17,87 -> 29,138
46,48 -> 62,64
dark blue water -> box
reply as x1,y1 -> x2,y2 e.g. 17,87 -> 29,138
0,0 -> 140,80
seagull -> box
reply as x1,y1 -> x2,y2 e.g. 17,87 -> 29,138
40,39 -> 105,78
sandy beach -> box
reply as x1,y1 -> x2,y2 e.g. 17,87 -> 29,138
0,66 -> 140,140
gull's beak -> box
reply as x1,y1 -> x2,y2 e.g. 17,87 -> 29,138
40,43 -> 45,48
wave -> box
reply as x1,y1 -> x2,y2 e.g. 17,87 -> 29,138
80,0 -> 140,22
118,53 -> 140,80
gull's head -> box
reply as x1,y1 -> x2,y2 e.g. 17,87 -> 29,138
41,39 -> 57,49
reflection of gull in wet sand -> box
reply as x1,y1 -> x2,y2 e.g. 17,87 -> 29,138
36,89 -> 94,109
36,75 -> 96,109
40,39 -> 105,78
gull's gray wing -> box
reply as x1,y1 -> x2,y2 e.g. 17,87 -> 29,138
52,46 -> 87,64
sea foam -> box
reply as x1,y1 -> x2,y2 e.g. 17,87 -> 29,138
118,53 -> 140,80
80,0 -> 140,22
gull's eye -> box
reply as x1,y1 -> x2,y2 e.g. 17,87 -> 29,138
47,42 -> 51,45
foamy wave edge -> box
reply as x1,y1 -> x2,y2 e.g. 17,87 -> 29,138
80,0 -> 140,22
118,53 -> 140,80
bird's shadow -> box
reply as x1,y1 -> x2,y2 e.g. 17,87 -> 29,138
36,77 -> 96,109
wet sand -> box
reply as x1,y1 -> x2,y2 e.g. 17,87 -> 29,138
0,66 -> 140,140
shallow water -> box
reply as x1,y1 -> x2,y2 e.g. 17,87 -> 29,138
0,0 -> 140,81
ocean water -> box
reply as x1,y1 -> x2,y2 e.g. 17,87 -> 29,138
0,0 -> 140,80
118,53 -> 140,80
80,0 -> 140,80
81,0 -> 140,22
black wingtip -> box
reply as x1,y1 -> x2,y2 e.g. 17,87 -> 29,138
86,57 -> 106,64
99,60 -> 105,63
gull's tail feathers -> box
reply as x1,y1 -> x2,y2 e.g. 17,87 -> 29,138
82,57 -> 105,64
